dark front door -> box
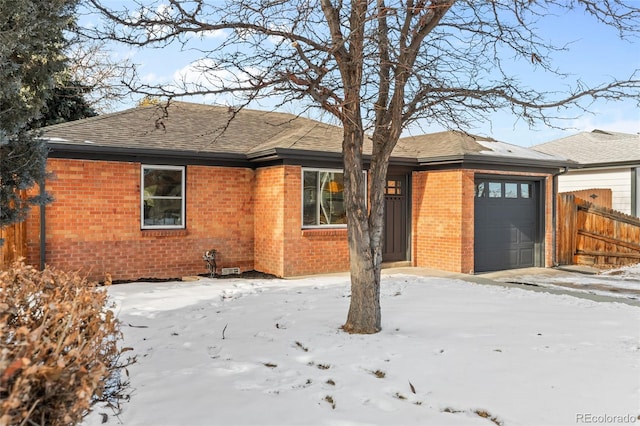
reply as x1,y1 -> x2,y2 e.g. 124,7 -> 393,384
474,179 -> 541,272
383,175 -> 408,262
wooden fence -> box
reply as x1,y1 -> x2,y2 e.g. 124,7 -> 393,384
0,220 -> 27,269
561,188 -> 612,210
557,193 -> 640,267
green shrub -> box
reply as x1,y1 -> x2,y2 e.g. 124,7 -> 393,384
0,261 -> 131,426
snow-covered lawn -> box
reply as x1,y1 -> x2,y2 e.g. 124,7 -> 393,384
86,269 -> 640,426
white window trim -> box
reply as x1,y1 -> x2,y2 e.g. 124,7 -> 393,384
301,168 -> 366,229
141,164 -> 186,230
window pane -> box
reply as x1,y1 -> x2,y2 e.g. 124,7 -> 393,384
475,182 -> 486,198
521,183 -> 531,198
320,172 -> 346,225
303,171 -> 318,226
488,182 -> 502,198
144,198 -> 183,226
144,169 -> 182,197
505,183 -> 518,198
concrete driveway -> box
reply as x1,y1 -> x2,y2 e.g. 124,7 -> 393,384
382,265 -> 640,307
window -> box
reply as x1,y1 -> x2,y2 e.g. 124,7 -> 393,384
475,180 -> 535,199
505,183 -> 518,198
141,165 -> 185,229
303,169 -> 347,227
385,179 -> 403,195
488,182 -> 502,198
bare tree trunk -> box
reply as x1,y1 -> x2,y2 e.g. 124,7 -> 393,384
342,122 -> 381,334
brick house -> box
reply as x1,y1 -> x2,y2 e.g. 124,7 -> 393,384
21,102 -> 568,281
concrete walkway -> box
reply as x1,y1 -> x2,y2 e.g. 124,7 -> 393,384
380,265 -> 640,307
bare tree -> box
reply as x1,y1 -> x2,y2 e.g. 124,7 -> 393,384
87,0 -> 639,333
64,37 -> 136,113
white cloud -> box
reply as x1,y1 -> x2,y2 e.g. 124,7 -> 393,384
570,115 -> 640,135
166,59 -> 265,105
198,29 -> 227,39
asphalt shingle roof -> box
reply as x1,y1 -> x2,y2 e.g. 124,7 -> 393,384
43,101 -> 346,154
532,129 -> 640,165
42,101 -> 566,165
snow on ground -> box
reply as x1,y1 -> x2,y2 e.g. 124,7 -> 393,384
84,271 -> 640,426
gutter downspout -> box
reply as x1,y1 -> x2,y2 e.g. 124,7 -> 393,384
39,178 -> 46,270
631,167 -> 637,217
551,166 -> 569,267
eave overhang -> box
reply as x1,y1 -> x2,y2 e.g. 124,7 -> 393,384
568,160 -> 640,170
46,142 -> 250,168
416,153 -> 574,173
45,142 -> 573,174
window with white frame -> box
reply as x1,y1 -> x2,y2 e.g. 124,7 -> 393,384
141,165 -> 185,228
302,169 -> 348,227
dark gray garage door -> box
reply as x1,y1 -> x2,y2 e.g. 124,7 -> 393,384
474,179 -> 540,272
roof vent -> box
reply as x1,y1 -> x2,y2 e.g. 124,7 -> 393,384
592,129 -> 613,135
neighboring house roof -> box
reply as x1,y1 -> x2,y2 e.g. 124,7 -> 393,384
532,129 -> 640,167
42,101 -> 568,169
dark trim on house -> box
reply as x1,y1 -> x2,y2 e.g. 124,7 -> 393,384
39,178 -> 46,271
574,160 -> 640,169
416,160 -> 565,176
417,153 -> 571,170
47,143 -> 251,168
46,142 -> 570,177
248,148 -> 345,168
536,178 -> 546,267
248,148 -> 419,170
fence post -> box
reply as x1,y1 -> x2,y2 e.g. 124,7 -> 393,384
556,193 -> 577,265
0,221 -> 27,269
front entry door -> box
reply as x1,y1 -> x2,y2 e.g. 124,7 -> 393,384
383,175 -> 408,262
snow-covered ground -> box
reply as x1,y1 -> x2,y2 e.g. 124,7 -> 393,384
85,267 -> 640,426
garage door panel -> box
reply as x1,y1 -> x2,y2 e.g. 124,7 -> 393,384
474,179 -> 540,272
477,249 -> 520,271
519,226 -> 534,243
520,248 -> 534,265
478,227 -> 511,244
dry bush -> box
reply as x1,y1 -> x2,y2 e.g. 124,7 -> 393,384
0,261 -> 132,426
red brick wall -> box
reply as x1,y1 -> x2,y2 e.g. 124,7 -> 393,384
23,159 -> 556,280
24,159 -> 255,281
254,166 -> 285,276
255,165 -> 350,277
412,169 -> 472,272
283,166 -> 350,276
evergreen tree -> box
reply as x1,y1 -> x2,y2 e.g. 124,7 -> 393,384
29,79 -> 98,129
0,0 -> 80,227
